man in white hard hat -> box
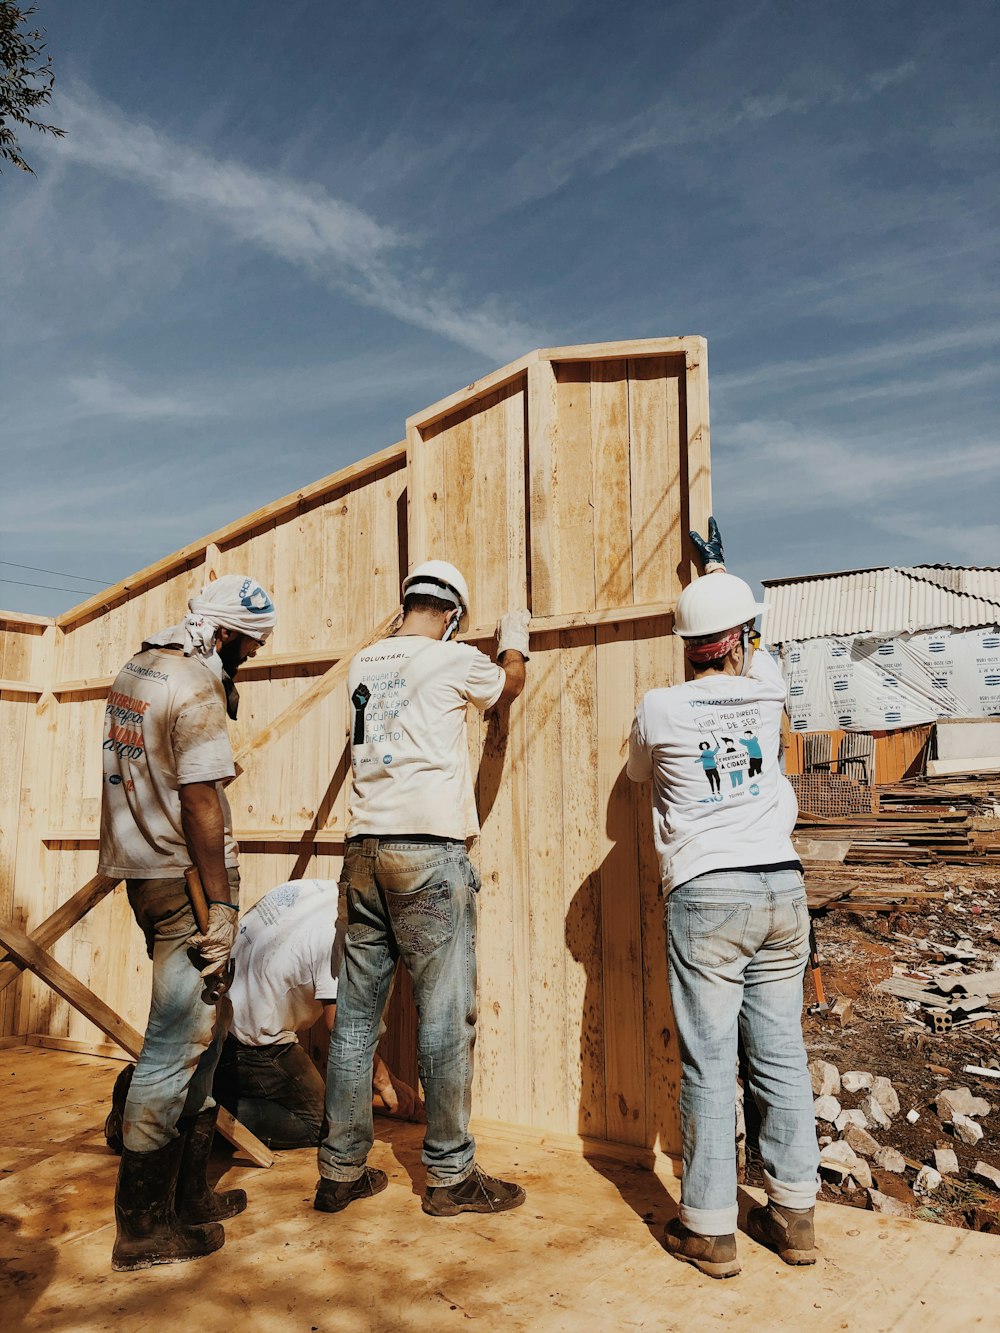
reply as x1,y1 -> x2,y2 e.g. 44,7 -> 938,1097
98,574 -> 276,1271
314,561 -> 530,1218
628,520 -> 817,1279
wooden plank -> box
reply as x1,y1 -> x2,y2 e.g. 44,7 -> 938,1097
525,635 -> 566,1127
232,610 -> 400,770
540,335 -> 703,364
27,1033 -> 131,1061
0,874 -> 119,994
0,679 -> 44,695
683,340 -> 712,570
526,358 -> 560,617
0,609 -> 56,627
628,356 -> 679,607
56,442 -> 407,628
0,916 -> 273,1166
596,622 -> 645,1145
560,629 -> 604,1138
406,350 -> 539,432
555,362 -> 595,617
591,362 -> 633,610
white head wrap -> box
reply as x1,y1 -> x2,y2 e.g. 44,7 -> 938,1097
143,574 -> 276,660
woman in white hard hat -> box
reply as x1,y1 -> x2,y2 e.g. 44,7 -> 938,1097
628,518 -> 818,1279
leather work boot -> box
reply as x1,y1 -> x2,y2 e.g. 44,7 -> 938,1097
663,1219 -> 741,1279
104,1062 -> 136,1155
175,1107 -> 248,1223
422,1165 -> 526,1217
314,1166 -> 389,1214
112,1137 -> 224,1272
747,1201 -> 816,1265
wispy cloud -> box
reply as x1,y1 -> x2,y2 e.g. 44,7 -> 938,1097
502,59 -> 919,208
718,418 -> 1000,513
48,84 -> 536,361
67,371 -> 220,421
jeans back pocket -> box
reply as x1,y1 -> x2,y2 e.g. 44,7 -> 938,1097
384,882 -> 454,957
681,901 -> 751,967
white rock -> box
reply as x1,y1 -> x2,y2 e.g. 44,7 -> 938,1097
841,1071 -> 874,1094
820,1139 -> 861,1170
872,1146 -> 906,1173
809,1059 -> 841,1097
818,1134 -> 833,1147
844,1124 -> 882,1157
848,1159 -> 874,1190
914,1166 -> 942,1196
952,1113 -> 984,1146
935,1086 -> 992,1121
971,1161 -> 1000,1191
906,1109 -> 920,1124
860,1093 -> 892,1129
933,1147 -> 959,1175
814,1095 -> 842,1123
872,1076 -> 901,1118
835,1108 -> 868,1132
868,1189 -> 909,1217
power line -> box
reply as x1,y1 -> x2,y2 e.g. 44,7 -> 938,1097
0,559 -> 111,586
0,576 -> 106,595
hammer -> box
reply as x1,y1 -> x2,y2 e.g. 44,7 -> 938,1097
807,920 -> 834,1017
184,866 -> 234,1004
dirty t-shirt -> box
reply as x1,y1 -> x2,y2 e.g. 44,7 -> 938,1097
228,880 -> 343,1046
628,648 -> 799,890
346,635 -> 505,840
98,648 -> 237,879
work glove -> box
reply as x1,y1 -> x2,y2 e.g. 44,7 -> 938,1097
190,902 -> 239,977
689,516 -> 726,573
496,609 -> 531,660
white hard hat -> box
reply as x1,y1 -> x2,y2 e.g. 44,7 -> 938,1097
673,573 -> 768,638
402,560 -> 470,623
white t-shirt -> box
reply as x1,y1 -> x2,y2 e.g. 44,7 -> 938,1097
228,880 -> 344,1046
346,635 -> 505,839
628,648 -> 799,890
98,648 -> 237,879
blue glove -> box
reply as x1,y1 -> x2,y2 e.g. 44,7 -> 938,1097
689,516 -> 726,572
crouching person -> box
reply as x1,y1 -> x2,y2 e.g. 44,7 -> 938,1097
628,520 -> 818,1278
98,575 -> 276,1270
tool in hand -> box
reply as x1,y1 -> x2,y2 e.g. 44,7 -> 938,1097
806,919 -> 834,1017
184,866 -> 234,1004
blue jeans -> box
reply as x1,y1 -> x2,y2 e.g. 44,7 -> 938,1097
123,872 -> 236,1152
318,837 -> 478,1188
227,1037 -> 326,1149
666,868 -> 819,1235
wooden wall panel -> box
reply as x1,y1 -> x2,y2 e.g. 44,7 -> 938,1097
2,338 -> 711,1167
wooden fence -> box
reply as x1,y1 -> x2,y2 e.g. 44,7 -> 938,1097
0,337 -> 711,1168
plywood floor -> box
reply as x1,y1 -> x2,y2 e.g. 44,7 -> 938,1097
1,1046 -> 996,1333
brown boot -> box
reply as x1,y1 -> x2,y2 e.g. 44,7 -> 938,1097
112,1138 -> 224,1272
175,1107 -> 248,1223
663,1219 -> 740,1278
747,1202 -> 816,1265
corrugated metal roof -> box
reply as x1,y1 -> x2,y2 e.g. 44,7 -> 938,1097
761,565 -> 1000,643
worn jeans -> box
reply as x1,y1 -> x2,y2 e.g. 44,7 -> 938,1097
123,870 -> 237,1153
666,868 -> 819,1235
220,1036 -> 326,1149
318,837 -> 478,1188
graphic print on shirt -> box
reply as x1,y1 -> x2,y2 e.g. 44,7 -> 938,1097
351,648 -> 411,766
692,704 -> 763,802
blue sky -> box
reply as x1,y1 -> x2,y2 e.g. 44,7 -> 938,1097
2,0 -> 998,617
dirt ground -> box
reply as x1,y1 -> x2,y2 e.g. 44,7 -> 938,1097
747,859 -> 1000,1234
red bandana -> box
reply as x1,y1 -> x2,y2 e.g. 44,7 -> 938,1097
684,628 -> 741,663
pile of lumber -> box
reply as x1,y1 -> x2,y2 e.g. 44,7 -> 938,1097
796,776 -> 1000,870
